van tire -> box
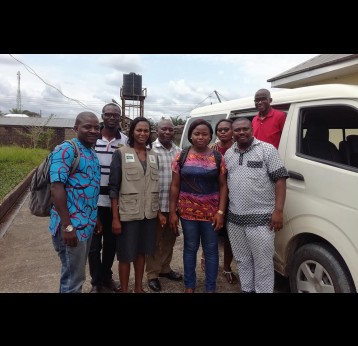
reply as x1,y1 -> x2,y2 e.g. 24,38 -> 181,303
289,243 -> 355,293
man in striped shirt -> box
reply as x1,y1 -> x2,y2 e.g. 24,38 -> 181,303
88,103 -> 128,293
146,119 -> 183,292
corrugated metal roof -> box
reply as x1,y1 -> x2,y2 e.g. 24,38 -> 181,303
0,117 -> 77,128
268,54 -> 358,82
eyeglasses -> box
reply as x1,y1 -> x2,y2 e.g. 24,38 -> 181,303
102,113 -> 120,119
254,97 -> 268,103
217,127 -> 231,133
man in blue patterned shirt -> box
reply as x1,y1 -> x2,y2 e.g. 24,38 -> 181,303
49,112 -> 101,293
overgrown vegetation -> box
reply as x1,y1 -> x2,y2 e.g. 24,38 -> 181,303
22,114 -> 55,149
0,146 -> 49,202
22,127 -> 55,148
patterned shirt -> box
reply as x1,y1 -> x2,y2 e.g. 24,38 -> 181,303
95,128 -> 128,207
172,150 -> 226,222
225,138 -> 288,226
153,138 -> 181,213
49,138 -> 101,240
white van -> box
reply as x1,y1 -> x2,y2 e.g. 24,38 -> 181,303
180,84 -> 358,293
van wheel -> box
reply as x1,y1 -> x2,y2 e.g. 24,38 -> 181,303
289,243 -> 355,293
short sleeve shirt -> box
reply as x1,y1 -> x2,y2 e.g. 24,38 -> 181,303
252,107 -> 286,149
225,138 -> 288,226
172,150 -> 226,222
49,138 -> 101,240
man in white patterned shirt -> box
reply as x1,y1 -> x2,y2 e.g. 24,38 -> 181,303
225,117 -> 288,293
146,119 -> 183,292
88,103 -> 128,293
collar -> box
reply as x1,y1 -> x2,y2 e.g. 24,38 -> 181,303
153,138 -> 175,150
258,107 -> 274,119
99,125 -> 123,140
234,137 -> 259,153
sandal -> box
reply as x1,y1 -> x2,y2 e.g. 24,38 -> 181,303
184,288 -> 195,293
201,256 -> 205,272
223,270 -> 237,284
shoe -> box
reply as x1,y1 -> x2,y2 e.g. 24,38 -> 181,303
183,288 -> 195,293
159,270 -> 183,281
102,279 -> 121,293
148,278 -> 162,292
90,285 -> 102,293
223,270 -> 237,284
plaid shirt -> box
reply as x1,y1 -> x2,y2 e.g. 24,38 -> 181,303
152,138 -> 181,212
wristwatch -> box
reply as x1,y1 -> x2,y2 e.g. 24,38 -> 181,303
64,225 -> 74,233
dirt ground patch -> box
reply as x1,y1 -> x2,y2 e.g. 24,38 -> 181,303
0,193 -> 242,293
0,193 -> 289,293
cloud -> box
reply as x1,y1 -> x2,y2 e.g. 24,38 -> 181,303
0,54 -> 318,121
98,54 -> 143,73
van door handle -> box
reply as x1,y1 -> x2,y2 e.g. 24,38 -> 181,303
288,170 -> 304,181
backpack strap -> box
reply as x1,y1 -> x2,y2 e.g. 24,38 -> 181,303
64,140 -> 80,175
212,149 -> 222,173
178,146 -> 191,170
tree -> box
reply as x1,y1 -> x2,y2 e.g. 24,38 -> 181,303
22,114 -> 55,148
147,118 -> 157,130
170,116 -> 186,126
22,110 -> 41,118
9,108 -> 22,114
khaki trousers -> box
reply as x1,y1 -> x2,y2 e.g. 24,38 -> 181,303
146,213 -> 177,280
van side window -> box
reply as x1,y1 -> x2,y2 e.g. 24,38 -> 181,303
298,105 -> 358,168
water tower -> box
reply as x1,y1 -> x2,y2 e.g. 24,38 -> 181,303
120,72 -> 147,131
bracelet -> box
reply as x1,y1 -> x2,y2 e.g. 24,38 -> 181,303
217,210 -> 224,215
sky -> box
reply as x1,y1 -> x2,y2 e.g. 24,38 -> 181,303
0,54 -> 317,122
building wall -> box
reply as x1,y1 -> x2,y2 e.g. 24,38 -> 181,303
0,124 -> 184,148
0,126 -> 66,149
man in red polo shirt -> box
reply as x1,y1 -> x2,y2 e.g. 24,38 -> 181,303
252,89 -> 286,149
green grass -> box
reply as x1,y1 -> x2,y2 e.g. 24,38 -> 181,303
0,146 -> 49,203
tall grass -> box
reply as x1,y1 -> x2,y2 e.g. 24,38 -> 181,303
0,145 -> 49,202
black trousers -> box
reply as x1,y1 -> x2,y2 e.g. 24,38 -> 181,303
88,206 -> 117,285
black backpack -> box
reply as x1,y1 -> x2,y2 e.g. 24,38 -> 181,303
178,146 -> 222,172
29,140 -> 80,217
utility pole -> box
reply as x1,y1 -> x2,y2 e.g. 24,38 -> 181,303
16,71 -> 22,112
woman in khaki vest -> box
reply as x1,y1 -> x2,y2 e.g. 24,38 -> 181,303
109,117 -> 159,293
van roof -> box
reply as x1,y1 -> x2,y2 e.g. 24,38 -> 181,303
189,84 -> 358,117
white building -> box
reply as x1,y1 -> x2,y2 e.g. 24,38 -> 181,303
4,114 -> 29,117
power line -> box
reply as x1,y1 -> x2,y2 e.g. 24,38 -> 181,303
9,54 -> 99,114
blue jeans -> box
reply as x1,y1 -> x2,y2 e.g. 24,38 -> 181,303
180,218 -> 219,292
52,225 -> 92,293
88,207 -> 116,285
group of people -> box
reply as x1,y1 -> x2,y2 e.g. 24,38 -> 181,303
48,103 -> 182,293
48,88 -> 288,294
